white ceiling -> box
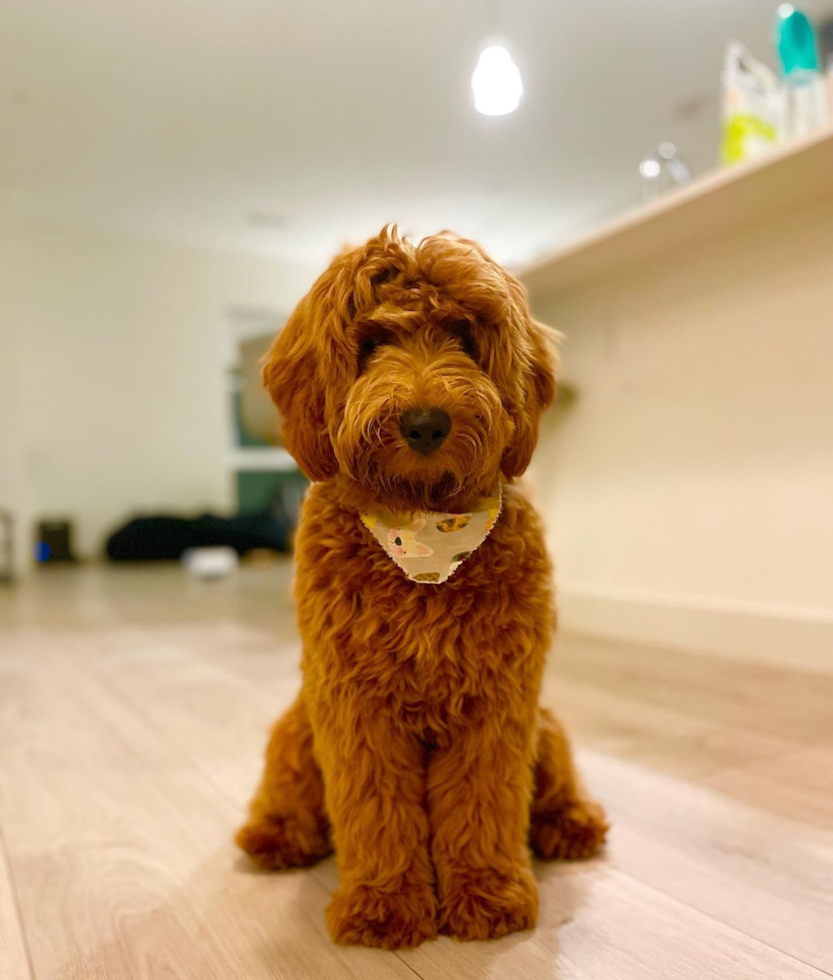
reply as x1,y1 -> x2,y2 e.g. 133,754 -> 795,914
2,0 -> 832,268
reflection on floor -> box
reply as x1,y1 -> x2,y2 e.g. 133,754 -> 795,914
1,563 -> 831,980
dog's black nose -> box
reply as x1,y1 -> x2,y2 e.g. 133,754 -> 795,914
400,408 -> 451,456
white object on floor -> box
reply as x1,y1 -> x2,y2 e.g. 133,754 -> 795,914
182,547 -> 238,579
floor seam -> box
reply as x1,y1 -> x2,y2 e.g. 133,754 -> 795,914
606,862 -> 833,977
391,953 -> 430,978
1,827 -> 39,980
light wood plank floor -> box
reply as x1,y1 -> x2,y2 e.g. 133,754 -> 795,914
0,563 -> 831,980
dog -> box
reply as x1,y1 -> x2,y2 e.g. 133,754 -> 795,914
236,225 -> 608,949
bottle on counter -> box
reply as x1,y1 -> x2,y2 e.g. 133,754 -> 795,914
826,52 -> 833,115
776,5 -> 829,138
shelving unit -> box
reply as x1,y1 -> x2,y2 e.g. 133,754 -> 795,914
520,126 -> 833,297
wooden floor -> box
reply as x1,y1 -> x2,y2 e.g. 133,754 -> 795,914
1,563 -> 831,980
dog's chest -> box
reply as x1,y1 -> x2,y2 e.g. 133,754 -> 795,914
316,555 -> 502,682
338,576 -> 512,726
298,539 -> 548,712
296,494 -> 552,724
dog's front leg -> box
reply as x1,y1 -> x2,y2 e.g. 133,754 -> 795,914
428,714 -> 538,941
314,702 -> 437,949
236,694 -> 331,869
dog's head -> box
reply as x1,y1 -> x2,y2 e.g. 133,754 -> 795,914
263,226 -> 556,510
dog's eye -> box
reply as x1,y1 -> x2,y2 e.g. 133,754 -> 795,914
357,334 -> 388,372
360,337 -> 390,359
454,327 -> 479,361
444,319 -> 479,362
459,333 -> 479,361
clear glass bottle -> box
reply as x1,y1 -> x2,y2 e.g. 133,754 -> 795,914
783,67 -> 828,137
826,53 -> 833,120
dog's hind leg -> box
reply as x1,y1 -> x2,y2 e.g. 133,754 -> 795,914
529,706 -> 608,860
236,693 -> 332,869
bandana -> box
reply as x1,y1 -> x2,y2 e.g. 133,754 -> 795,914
360,484 -> 502,584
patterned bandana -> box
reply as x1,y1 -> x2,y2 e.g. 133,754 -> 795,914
360,484 -> 502,584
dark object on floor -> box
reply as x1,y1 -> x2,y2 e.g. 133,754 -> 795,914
36,519 -> 77,563
106,512 -> 291,562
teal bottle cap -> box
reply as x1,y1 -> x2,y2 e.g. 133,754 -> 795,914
776,5 -> 820,75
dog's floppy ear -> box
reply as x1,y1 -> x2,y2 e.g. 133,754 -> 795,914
501,317 -> 558,480
261,230 -> 407,481
262,294 -> 338,482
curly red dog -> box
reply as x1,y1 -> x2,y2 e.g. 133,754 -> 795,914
237,226 -> 607,948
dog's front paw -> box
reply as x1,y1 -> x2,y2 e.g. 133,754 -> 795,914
439,864 -> 538,941
326,878 -> 438,949
530,798 -> 609,861
236,814 -> 331,870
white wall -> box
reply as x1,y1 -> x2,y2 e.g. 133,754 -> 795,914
530,202 -> 833,671
0,234 -> 28,576
0,221 -> 316,567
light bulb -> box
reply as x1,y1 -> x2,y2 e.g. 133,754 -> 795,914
471,45 -> 523,116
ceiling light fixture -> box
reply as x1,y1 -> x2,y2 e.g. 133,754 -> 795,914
471,45 -> 523,116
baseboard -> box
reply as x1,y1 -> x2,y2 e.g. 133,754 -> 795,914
557,583 -> 833,675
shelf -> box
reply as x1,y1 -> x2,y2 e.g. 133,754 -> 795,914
520,126 -> 833,299
225,447 -> 297,472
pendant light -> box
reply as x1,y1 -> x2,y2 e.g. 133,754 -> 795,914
472,44 -> 524,116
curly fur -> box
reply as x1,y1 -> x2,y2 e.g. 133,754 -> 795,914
236,225 -> 608,949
